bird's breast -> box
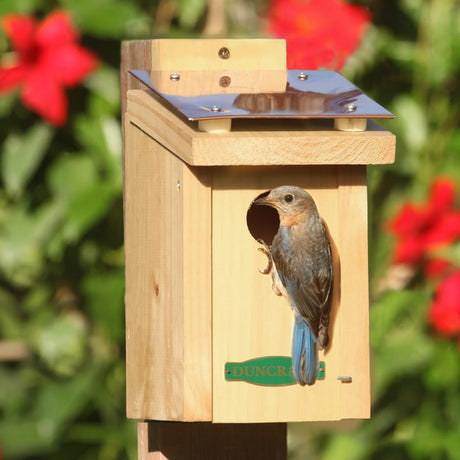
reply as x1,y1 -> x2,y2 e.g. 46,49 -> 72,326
279,212 -> 307,227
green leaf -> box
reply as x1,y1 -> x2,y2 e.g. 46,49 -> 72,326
0,286 -> 22,338
84,65 -> 121,114
73,113 -> 122,187
370,289 -> 431,347
322,434 -> 370,460
0,202 -> 62,286
0,419 -> 56,458
47,154 -> 117,242
63,0 -> 148,37
177,0 -> 207,28
82,270 -> 125,340
31,311 -> 89,377
1,123 -> 54,198
65,181 -> 116,241
0,0 -> 42,15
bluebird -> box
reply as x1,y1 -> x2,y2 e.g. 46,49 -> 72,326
255,186 -> 333,386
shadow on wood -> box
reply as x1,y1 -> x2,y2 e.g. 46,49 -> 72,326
138,421 -> 287,459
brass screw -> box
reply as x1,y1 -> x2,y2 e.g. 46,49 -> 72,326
218,47 -> 230,59
219,76 -> 231,87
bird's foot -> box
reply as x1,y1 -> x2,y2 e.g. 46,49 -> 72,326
256,239 -> 272,275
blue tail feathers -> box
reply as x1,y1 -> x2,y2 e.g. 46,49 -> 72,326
292,311 -> 317,386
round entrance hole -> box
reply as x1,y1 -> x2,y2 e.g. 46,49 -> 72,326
246,190 -> 280,246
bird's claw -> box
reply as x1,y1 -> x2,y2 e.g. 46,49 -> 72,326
257,239 -> 272,275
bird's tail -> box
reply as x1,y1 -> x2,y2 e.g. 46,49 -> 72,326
291,311 -> 317,386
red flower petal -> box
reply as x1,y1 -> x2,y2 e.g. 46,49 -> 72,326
22,67 -> 67,126
388,203 -> 425,236
2,15 -> 37,60
41,43 -> 99,87
0,63 -> 28,92
393,238 -> 424,264
1,9 -> 99,124
35,10 -> 78,47
427,178 -> 456,216
266,0 -> 371,70
424,211 -> 460,249
429,271 -> 460,336
424,258 -> 451,278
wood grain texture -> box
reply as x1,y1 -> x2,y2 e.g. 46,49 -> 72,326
127,90 -> 396,166
149,69 -> 287,96
121,40 -> 152,130
212,166 -> 349,422
336,166 -> 371,418
124,115 -> 211,421
150,39 -> 286,71
138,421 -> 287,459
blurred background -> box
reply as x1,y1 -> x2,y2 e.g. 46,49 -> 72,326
1,0 -> 459,458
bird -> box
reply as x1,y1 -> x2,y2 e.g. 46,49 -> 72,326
254,185 -> 333,386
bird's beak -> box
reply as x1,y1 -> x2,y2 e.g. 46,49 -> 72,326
254,196 -> 270,206
254,195 -> 280,209
254,197 -> 276,208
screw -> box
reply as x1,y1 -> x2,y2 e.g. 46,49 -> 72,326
177,180 -> 181,189
219,76 -> 231,87
297,72 -> 308,80
337,376 -> 352,382
211,105 -> 222,112
346,103 -> 357,112
170,73 -> 180,81
218,47 -> 230,59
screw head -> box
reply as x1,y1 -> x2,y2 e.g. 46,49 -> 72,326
218,47 -> 230,59
170,73 -> 180,81
211,105 -> 222,112
346,103 -> 357,112
219,76 -> 231,87
297,72 -> 308,80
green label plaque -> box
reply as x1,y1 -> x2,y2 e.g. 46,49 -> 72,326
225,356 -> 325,386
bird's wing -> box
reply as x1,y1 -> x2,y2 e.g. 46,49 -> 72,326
272,233 -> 332,337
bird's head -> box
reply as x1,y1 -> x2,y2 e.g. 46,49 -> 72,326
254,186 -> 318,225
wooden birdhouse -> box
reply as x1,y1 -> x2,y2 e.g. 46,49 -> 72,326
121,39 -> 395,426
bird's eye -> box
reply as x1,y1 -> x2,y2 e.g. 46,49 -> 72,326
284,194 -> 294,203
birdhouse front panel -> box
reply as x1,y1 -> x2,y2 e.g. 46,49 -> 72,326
211,165 -> 369,422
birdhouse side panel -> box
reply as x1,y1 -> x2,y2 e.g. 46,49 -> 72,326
124,119 -> 185,420
124,119 -> 212,421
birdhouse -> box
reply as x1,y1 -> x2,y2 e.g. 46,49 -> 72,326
121,39 -> 395,424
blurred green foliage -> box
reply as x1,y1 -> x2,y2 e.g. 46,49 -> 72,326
0,0 -> 459,459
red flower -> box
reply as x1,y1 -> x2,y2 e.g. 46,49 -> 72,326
266,0 -> 371,70
0,10 -> 99,126
429,270 -> 460,336
388,178 -> 460,274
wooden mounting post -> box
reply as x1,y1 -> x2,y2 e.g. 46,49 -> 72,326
138,422 -> 287,459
